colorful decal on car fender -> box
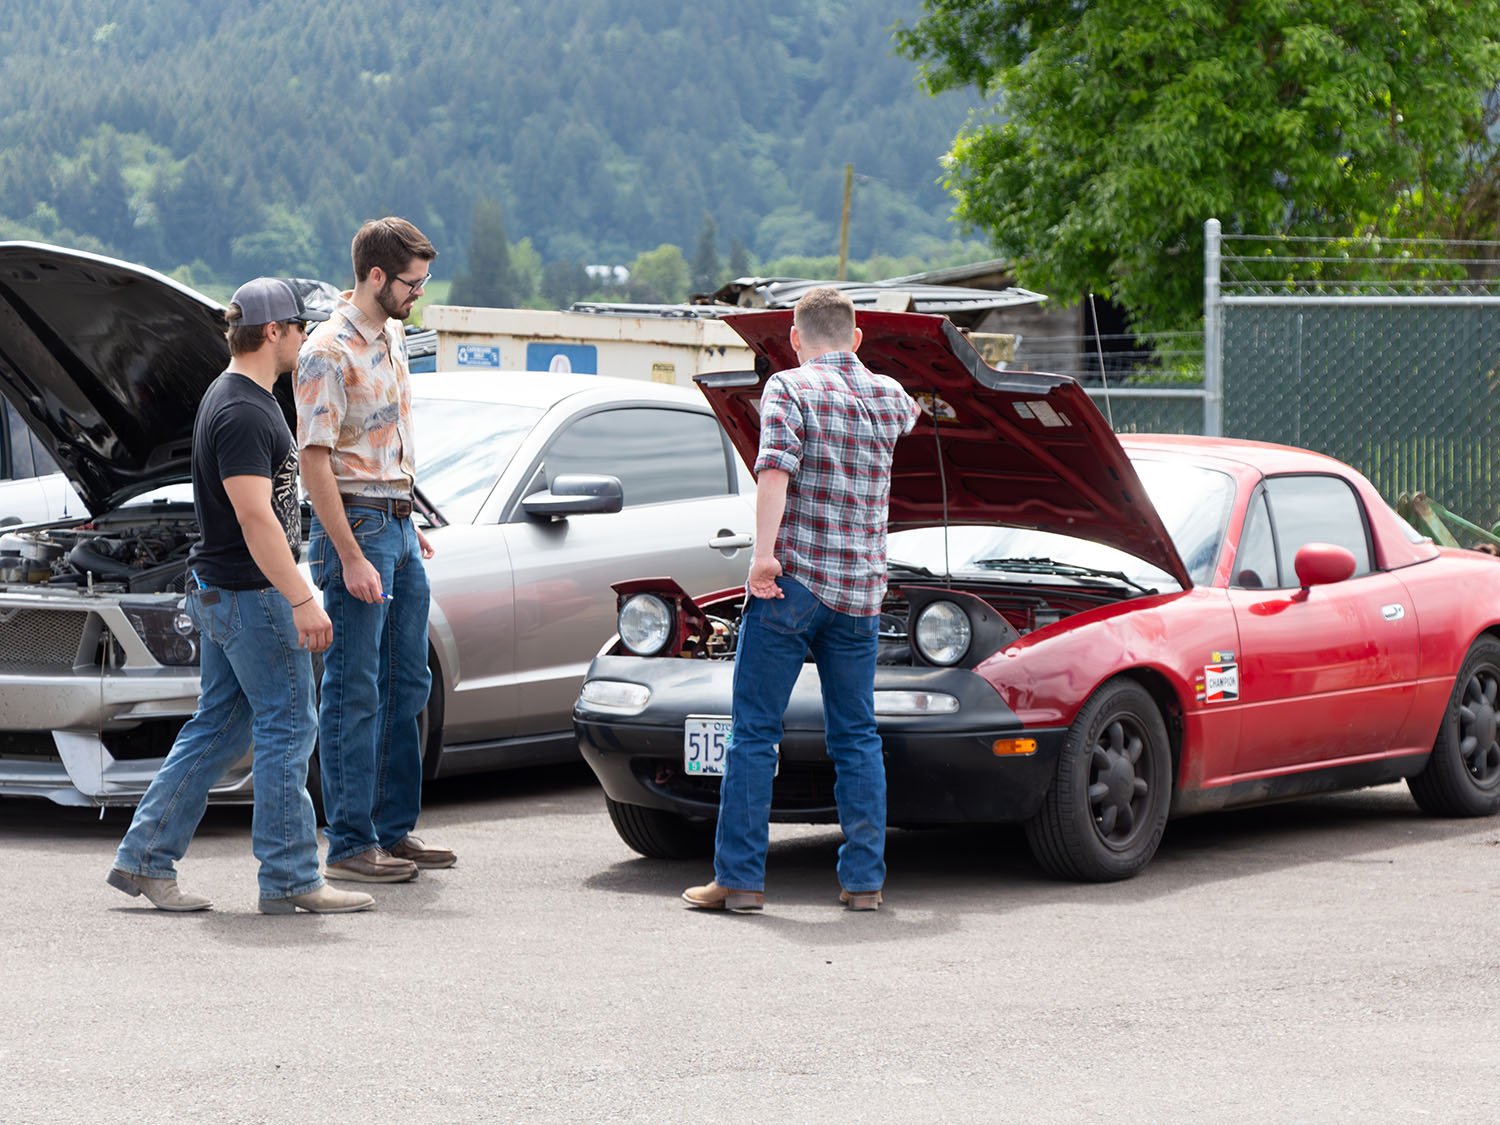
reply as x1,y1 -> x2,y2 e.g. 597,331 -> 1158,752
1195,650 -> 1239,703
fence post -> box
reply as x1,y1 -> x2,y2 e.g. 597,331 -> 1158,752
1203,217 -> 1223,436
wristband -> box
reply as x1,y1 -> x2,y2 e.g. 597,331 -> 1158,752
290,595 -> 315,609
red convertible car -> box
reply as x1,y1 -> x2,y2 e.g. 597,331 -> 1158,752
573,310 -> 1500,881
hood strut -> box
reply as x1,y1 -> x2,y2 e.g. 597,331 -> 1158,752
928,389 -> 954,585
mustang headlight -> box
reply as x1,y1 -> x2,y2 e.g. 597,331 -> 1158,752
914,600 -> 971,666
122,604 -> 200,666
618,594 -> 673,656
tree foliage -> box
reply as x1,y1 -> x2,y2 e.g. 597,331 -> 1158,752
690,213 -> 721,295
450,199 -> 520,308
0,0 -> 981,289
896,1 -> 1500,331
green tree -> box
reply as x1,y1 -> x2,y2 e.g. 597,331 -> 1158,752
896,1 -> 1500,332
689,212 -> 720,294
727,236 -> 751,280
541,258 -> 590,309
450,198 -> 519,308
626,243 -> 690,303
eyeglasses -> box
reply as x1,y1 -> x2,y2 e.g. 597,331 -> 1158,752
284,318 -> 309,333
389,271 -> 432,294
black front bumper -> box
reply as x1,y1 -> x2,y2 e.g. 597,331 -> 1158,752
574,655 -> 1066,826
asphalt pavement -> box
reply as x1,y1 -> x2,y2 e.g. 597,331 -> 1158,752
2,767 -> 1498,1123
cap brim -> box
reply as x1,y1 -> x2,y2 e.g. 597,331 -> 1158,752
301,308 -> 332,322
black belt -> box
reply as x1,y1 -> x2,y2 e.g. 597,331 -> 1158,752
341,494 -> 413,519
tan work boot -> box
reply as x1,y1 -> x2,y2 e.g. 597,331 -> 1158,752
682,880 -> 764,911
258,885 -> 375,914
107,868 -> 213,912
839,888 -> 883,911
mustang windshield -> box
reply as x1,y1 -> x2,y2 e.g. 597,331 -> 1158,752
412,398 -> 544,524
890,459 -> 1234,590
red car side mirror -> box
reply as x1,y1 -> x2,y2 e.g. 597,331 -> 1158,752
1293,543 -> 1357,594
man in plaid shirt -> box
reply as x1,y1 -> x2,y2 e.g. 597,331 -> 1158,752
684,288 -> 920,913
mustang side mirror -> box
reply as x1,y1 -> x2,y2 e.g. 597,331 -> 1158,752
522,473 -> 624,519
1292,542 -> 1357,599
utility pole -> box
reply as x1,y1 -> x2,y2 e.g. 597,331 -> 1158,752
837,163 -> 853,280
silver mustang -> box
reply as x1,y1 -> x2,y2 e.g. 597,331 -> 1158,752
0,242 -> 755,807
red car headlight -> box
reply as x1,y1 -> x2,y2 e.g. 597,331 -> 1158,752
618,594 -> 673,655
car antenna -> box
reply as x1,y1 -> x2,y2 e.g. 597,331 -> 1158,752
1089,293 -> 1114,429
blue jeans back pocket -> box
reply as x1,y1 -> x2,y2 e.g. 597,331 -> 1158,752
756,576 -> 821,635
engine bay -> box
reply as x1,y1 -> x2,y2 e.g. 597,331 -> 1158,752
0,504 -> 197,594
671,574 -> 1142,667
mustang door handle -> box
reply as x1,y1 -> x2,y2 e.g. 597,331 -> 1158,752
709,531 -> 753,550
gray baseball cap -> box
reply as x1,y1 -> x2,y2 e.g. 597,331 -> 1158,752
227,277 -> 332,327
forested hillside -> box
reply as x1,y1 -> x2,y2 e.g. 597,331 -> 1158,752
0,0 -> 982,294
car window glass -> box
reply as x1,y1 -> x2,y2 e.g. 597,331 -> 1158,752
543,408 -> 730,507
1232,491 -> 1279,588
1264,474 -> 1372,578
888,460 -> 1234,591
412,397 -> 544,524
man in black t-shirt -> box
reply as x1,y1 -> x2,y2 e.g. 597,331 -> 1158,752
110,278 -> 374,916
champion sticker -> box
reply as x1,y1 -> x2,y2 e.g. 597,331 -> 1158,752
1200,662 -> 1239,703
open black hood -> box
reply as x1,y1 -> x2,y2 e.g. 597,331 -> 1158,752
697,309 -> 1193,589
0,242 -> 229,513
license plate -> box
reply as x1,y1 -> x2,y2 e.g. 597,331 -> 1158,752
683,716 -> 777,776
684,715 -> 732,776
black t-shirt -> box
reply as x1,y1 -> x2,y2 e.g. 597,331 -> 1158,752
186,372 -> 301,589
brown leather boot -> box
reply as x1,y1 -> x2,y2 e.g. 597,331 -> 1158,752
323,847 -> 419,883
682,880 -> 764,911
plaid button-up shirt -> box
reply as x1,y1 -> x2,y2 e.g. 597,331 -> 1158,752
754,350 -> 920,616
294,293 -> 416,498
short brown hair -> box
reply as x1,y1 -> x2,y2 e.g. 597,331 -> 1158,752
352,216 -> 437,282
793,287 -> 856,349
224,303 -> 267,356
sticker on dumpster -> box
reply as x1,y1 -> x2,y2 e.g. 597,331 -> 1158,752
526,343 -> 597,374
456,344 -> 501,368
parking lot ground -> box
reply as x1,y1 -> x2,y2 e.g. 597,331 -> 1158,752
3,768 -> 1499,1123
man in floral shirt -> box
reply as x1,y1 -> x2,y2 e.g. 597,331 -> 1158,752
684,288 -> 920,913
296,217 -> 455,885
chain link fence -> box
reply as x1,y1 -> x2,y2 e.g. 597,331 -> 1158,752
1207,222 -> 1500,533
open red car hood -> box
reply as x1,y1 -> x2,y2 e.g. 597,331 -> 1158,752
696,309 -> 1192,589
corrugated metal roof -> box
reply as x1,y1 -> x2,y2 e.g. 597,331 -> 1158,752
571,274 -> 1047,328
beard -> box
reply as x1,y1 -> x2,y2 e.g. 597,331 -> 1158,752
375,280 -> 414,322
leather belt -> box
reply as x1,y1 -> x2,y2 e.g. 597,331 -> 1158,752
341,494 -> 413,519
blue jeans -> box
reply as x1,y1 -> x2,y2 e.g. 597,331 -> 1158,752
114,584 -> 323,900
714,575 -> 886,894
309,510 -> 432,866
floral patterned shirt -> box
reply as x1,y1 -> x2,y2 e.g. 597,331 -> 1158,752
294,293 -> 416,498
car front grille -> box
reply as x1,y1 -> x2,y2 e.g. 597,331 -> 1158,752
0,608 -> 86,670
645,758 -> 838,812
